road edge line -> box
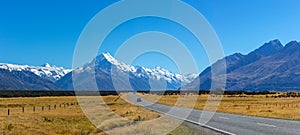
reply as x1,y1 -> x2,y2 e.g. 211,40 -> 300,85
144,106 -> 236,135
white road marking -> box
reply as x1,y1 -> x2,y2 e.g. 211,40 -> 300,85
219,116 -> 230,120
128,94 -> 236,135
256,122 -> 277,128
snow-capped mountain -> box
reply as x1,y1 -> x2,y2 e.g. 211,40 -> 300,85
57,52 -> 198,90
0,63 -> 72,82
94,53 -> 197,87
0,68 -> 59,90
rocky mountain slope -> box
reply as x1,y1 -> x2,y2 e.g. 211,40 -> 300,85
0,68 -> 58,90
182,40 -> 300,91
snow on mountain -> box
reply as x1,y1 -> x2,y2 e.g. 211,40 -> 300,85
93,52 -> 198,87
57,52 -> 198,90
104,52 -> 136,72
141,66 -> 197,86
0,63 -> 72,82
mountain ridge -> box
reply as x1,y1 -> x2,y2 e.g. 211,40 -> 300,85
0,68 -> 58,90
182,40 -> 300,91
1,39 -> 300,91
0,63 -> 71,82
57,53 -> 198,91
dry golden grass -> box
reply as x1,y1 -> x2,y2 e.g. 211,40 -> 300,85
102,95 -> 160,121
0,98 -> 94,135
139,93 -> 300,120
0,96 -> 216,135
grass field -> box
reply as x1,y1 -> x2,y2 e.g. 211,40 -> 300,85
0,96 -> 219,135
3,93 -> 297,134
139,93 -> 300,120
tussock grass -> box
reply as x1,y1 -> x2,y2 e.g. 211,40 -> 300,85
0,96 -> 94,135
0,95 -> 216,134
139,93 -> 300,120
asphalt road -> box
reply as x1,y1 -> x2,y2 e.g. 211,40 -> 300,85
127,93 -> 300,135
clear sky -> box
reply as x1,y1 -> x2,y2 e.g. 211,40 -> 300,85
0,0 -> 300,74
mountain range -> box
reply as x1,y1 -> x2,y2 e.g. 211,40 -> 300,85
182,39 -> 300,91
0,63 -> 71,82
56,53 -> 198,91
0,54 -> 197,90
1,39 -> 300,91
0,63 -> 71,90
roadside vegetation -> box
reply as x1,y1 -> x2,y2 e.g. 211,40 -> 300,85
139,92 -> 300,120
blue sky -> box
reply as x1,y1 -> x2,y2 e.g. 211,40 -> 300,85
0,0 -> 300,74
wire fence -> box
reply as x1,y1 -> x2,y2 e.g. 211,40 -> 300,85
0,102 -> 79,116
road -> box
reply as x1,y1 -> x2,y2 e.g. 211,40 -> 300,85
127,93 -> 300,135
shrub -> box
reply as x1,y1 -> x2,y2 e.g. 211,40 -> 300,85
7,124 -> 14,131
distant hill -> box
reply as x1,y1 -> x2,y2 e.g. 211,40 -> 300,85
182,40 -> 300,91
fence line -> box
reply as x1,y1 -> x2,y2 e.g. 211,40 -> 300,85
4,102 -> 78,116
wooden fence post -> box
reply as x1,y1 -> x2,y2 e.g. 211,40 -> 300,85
247,105 -> 250,110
